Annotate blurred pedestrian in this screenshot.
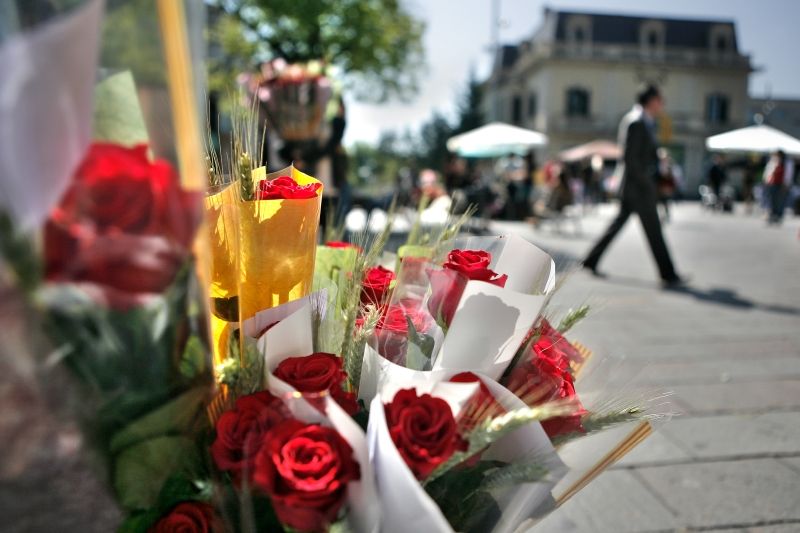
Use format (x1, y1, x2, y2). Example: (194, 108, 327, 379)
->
(657, 148, 677, 222)
(582, 85, 685, 287)
(764, 150, 787, 225)
(743, 156, 758, 214)
(326, 96, 351, 226)
(707, 154, 727, 209)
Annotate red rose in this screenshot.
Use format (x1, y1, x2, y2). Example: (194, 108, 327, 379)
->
(505, 336, 586, 439)
(426, 268, 468, 329)
(44, 143, 200, 308)
(374, 301, 432, 364)
(378, 300, 430, 335)
(256, 176, 321, 200)
(443, 249, 504, 282)
(211, 391, 286, 481)
(538, 319, 584, 367)
(149, 501, 218, 533)
(427, 250, 507, 328)
(253, 420, 361, 532)
(273, 353, 359, 415)
(539, 379, 585, 438)
(360, 266, 395, 307)
(384, 388, 466, 480)
(325, 241, 358, 250)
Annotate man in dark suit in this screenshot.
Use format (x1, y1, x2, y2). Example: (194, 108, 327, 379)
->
(583, 85, 684, 286)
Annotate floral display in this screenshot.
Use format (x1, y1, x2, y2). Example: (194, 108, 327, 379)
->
(0, 9, 666, 531)
(240, 58, 332, 142)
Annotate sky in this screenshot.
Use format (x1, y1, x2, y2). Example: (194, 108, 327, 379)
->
(344, 0, 800, 146)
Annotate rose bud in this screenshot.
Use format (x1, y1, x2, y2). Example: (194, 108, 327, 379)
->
(273, 353, 359, 415)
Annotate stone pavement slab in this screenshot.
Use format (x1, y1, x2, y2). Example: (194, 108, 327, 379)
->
(657, 412, 800, 459)
(494, 204, 800, 532)
(636, 458, 800, 528)
(667, 379, 800, 414)
(534, 470, 679, 532)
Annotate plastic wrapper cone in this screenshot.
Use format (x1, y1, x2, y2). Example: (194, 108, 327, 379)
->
(238, 165, 323, 321)
(205, 182, 240, 366)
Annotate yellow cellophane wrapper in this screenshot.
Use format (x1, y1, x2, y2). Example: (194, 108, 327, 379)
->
(238, 165, 323, 322)
(204, 183, 240, 366)
(206, 183, 240, 301)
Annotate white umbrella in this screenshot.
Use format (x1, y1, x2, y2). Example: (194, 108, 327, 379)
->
(559, 139, 622, 162)
(705, 124, 800, 156)
(447, 122, 548, 158)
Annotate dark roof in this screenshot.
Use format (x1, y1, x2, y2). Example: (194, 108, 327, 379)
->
(498, 44, 520, 69)
(553, 10, 738, 52)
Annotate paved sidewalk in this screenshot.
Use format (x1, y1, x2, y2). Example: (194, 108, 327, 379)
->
(491, 203, 800, 532)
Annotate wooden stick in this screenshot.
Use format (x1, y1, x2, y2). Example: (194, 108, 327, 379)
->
(555, 420, 653, 506)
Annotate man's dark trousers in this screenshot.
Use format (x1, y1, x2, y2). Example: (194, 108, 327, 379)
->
(583, 195, 677, 281)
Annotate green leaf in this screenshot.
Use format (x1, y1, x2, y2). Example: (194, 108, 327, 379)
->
(425, 404, 575, 485)
(329, 518, 355, 533)
(179, 335, 208, 380)
(315, 246, 358, 286)
(118, 510, 161, 533)
(551, 407, 644, 447)
(481, 461, 548, 490)
(0, 212, 41, 292)
(93, 70, 150, 146)
(109, 386, 209, 455)
(113, 436, 201, 510)
(426, 461, 504, 533)
(405, 315, 435, 371)
(557, 305, 591, 334)
(397, 244, 433, 261)
(156, 475, 213, 510)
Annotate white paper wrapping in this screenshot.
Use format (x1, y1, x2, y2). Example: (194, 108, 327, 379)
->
(445, 234, 556, 295)
(242, 290, 326, 339)
(0, 0, 103, 229)
(362, 370, 566, 533)
(360, 349, 565, 533)
(257, 301, 380, 532)
(367, 395, 455, 533)
(433, 281, 547, 380)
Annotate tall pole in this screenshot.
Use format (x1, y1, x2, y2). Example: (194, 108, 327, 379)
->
(490, 0, 500, 121)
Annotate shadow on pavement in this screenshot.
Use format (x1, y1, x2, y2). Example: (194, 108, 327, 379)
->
(598, 275, 800, 316)
(671, 286, 800, 316)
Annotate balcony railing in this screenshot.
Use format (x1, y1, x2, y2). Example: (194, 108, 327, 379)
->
(546, 113, 741, 136)
(525, 42, 752, 69)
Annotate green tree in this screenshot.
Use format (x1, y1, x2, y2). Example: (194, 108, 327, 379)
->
(208, 0, 426, 102)
(417, 112, 453, 171)
(454, 69, 484, 134)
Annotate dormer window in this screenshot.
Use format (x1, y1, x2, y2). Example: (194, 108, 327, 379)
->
(566, 15, 591, 49)
(640, 20, 665, 52)
(709, 24, 734, 55)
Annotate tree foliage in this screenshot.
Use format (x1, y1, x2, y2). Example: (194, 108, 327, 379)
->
(208, 0, 426, 102)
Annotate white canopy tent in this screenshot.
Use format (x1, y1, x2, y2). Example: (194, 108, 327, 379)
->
(705, 124, 800, 157)
(446, 122, 548, 158)
(559, 139, 622, 162)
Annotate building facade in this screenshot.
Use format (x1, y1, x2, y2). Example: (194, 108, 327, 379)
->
(484, 8, 753, 193)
